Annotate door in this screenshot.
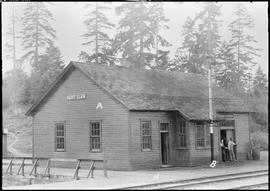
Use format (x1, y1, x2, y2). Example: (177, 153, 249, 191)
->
(220, 129, 237, 160)
(160, 122, 169, 166)
(161, 132, 169, 165)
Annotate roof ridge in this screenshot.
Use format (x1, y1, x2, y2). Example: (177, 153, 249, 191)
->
(71, 61, 207, 79)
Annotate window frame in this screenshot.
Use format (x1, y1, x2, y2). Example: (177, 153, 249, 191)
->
(178, 119, 188, 148)
(89, 120, 102, 152)
(55, 121, 66, 152)
(196, 122, 205, 148)
(140, 120, 152, 152)
(195, 122, 211, 149)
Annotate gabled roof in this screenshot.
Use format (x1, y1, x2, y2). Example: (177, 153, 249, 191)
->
(26, 61, 250, 120)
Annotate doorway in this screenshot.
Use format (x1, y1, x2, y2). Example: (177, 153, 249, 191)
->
(220, 129, 237, 159)
(160, 122, 169, 166)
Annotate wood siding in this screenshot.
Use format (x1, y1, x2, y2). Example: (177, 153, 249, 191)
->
(33, 68, 131, 170)
(129, 111, 190, 169)
(234, 113, 250, 160)
(2, 134, 7, 157)
(189, 122, 219, 166)
(189, 113, 250, 165)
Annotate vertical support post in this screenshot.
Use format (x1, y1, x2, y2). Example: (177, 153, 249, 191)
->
(30, 159, 39, 176)
(5, 158, 13, 174)
(44, 159, 51, 177)
(73, 160, 81, 180)
(247, 74, 252, 160)
(10, 159, 13, 175)
(87, 161, 95, 178)
(91, 164, 94, 178)
(22, 159, 25, 176)
(17, 158, 25, 176)
(207, 6, 214, 163)
(103, 147, 107, 178)
(104, 160, 107, 178)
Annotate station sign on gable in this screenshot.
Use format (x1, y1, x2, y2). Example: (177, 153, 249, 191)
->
(67, 93, 87, 101)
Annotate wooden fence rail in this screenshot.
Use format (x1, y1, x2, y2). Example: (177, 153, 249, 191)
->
(2, 157, 108, 179)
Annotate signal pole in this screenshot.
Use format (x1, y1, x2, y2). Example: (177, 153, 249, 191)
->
(207, 6, 214, 162)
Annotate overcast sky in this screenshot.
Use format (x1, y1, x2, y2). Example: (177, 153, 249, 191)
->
(2, 1, 268, 77)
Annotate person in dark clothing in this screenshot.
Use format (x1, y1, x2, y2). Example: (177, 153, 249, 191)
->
(224, 139, 230, 161)
(220, 139, 226, 162)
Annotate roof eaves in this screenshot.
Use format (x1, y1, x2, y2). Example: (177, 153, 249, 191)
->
(175, 107, 192, 120)
(25, 62, 74, 116)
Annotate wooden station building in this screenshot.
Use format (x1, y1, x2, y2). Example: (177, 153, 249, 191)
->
(26, 61, 251, 170)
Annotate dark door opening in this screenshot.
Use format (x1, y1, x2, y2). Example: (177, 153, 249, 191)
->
(161, 132, 169, 165)
(220, 129, 237, 160)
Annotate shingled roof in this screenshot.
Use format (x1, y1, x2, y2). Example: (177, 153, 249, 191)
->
(26, 61, 250, 120)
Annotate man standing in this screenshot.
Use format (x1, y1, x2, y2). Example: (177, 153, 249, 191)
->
(220, 139, 226, 162)
(228, 137, 237, 161)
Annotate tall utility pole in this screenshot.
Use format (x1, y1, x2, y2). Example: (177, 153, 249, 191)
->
(207, 6, 214, 163)
(247, 72, 252, 160)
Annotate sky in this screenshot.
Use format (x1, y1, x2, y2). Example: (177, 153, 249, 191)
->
(2, 1, 268, 78)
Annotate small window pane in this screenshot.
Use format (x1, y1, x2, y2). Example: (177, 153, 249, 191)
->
(55, 122, 65, 151)
(141, 121, 151, 150)
(90, 121, 101, 151)
(196, 124, 205, 147)
(179, 119, 187, 147)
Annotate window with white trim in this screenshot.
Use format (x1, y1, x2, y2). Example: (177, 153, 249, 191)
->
(90, 121, 101, 151)
(196, 122, 205, 147)
(179, 119, 187, 147)
(196, 122, 211, 148)
(55, 122, 65, 152)
(141, 120, 152, 151)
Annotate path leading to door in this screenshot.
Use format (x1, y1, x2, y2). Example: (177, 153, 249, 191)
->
(4, 151, 268, 189)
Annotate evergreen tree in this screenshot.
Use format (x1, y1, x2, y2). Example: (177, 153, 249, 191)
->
(20, 2, 56, 69)
(29, 42, 64, 103)
(79, 2, 115, 66)
(170, 16, 201, 73)
(252, 65, 268, 98)
(113, 2, 170, 69)
(173, 2, 222, 75)
(3, 68, 31, 106)
(214, 41, 247, 97)
(149, 3, 171, 69)
(228, 3, 262, 87)
(3, 4, 20, 69)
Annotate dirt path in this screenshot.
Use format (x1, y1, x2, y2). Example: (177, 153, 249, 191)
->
(7, 131, 31, 157)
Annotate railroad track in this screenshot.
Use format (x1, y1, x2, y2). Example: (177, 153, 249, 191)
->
(118, 169, 268, 190)
(232, 183, 268, 190)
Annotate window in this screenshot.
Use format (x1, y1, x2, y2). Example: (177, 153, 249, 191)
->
(179, 119, 187, 147)
(196, 122, 211, 148)
(196, 122, 205, 147)
(160, 122, 169, 132)
(219, 120, 235, 127)
(90, 121, 101, 151)
(141, 121, 152, 151)
(55, 122, 65, 152)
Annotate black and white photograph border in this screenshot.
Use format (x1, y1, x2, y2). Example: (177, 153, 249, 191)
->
(2, 1, 268, 190)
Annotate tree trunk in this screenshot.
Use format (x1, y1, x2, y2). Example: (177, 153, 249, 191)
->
(35, 4, 39, 70)
(12, 4, 16, 69)
(95, 2, 98, 64)
(237, 14, 240, 72)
